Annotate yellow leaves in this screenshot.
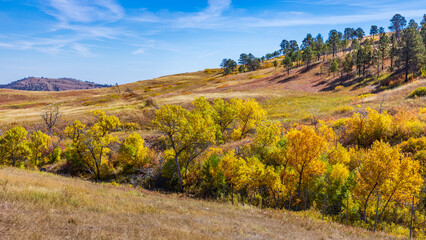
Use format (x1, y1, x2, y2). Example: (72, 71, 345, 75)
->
(354, 140, 423, 218)
(28, 131, 52, 167)
(328, 143, 350, 165)
(0, 126, 31, 167)
(344, 108, 393, 147)
(92, 110, 121, 136)
(212, 98, 237, 141)
(219, 150, 247, 190)
(117, 132, 149, 170)
(231, 98, 266, 140)
(329, 163, 350, 185)
(64, 112, 121, 179)
(253, 121, 283, 148)
(285, 126, 328, 192)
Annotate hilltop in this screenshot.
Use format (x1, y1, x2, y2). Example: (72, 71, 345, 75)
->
(0, 77, 111, 91)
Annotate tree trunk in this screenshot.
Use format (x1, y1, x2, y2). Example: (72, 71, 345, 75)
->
(363, 183, 378, 222)
(174, 155, 184, 192)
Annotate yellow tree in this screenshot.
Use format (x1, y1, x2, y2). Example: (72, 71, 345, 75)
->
(251, 121, 285, 166)
(64, 111, 121, 180)
(354, 141, 400, 222)
(28, 131, 52, 168)
(0, 126, 31, 167)
(219, 150, 247, 193)
(344, 108, 393, 147)
(212, 98, 237, 142)
(231, 98, 266, 140)
(153, 101, 216, 191)
(117, 132, 149, 172)
(379, 155, 422, 220)
(286, 126, 328, 200)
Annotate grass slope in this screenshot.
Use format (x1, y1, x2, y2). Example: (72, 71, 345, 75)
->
(0, 167, 396, 240)
(0, 61, 424, 134)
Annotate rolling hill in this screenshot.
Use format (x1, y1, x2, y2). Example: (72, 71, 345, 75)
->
(0, 167, 396, 240)
(0, 77, 112, 91)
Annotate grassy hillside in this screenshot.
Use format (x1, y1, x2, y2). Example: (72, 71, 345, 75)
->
(0, 167, 396, 240)
(0, 59, 424, 134)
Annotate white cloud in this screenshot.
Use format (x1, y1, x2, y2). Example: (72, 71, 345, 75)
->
(44, 0, 125, 23)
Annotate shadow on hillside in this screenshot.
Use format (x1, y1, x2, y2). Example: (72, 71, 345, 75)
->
(277, 75, 297, 84)
(297, 62, 321, 74)
(266, 73, 288, 82)
(318, 74, 372, 92)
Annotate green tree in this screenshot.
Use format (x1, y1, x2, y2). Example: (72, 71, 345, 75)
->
(407, 19, 418, 30)
(344, 28, 355, 40)
(397, 27, 426, 82)
(282, 54, 293, 75)
(342, 53, 354, 81)
(377, 33, 390, 71)
(389, 34, 398, 71)
(351, 38, 360, 52)
(329, 58, 340, 78)
(372, 49, 381, 78)
(354, 27, 365, 40)
(302, 46, 315, 69)
(370, 25, 378, 39)
(238, 65, 245, 73)
(314, 34, 325, 61)
(389, 14, 407, 39)
(327, 30, 341, 58)
(220, 58, 237, 75)
(280, 39, 289, 55)
(422, 15, 426, 49)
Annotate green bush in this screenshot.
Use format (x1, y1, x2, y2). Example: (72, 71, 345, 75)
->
(408, 87, 426, 98)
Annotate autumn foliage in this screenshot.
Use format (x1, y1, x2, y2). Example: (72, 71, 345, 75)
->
(0, 97, 424, 234)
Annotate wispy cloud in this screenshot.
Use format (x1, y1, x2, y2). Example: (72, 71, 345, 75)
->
(243, 9, 426, 28)
(43, 0, 125, 23)
(0, 0, 128, 55)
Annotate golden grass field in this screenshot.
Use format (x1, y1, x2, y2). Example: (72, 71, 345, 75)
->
(0, 167, 398, 240)
(0, 59, 424, 134)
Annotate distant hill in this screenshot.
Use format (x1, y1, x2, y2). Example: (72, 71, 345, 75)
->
(0, 77, 112, 91)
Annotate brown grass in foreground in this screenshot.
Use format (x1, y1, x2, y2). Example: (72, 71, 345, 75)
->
(0, 167, 397, 240)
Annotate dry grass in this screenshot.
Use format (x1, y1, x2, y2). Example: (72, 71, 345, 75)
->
(0, 167, 398, 240)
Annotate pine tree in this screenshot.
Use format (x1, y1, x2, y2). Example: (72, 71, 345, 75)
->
(378, 33, 390, 71)
(389, 14, 407, 39)
(397, 27, 425, 82)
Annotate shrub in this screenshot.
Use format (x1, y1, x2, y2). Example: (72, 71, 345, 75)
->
(421, 67, 426, 77)
(333, 105, 354, 114)
(334, 85, 344, 91)
(408, 87, 426, 98)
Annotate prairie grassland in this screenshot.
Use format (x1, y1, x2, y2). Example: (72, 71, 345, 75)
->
(0, 63, 424, 132)
(0, 167, 396, 240)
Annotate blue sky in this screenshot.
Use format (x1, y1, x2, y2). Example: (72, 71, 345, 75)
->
(0, 0, 425, 85)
